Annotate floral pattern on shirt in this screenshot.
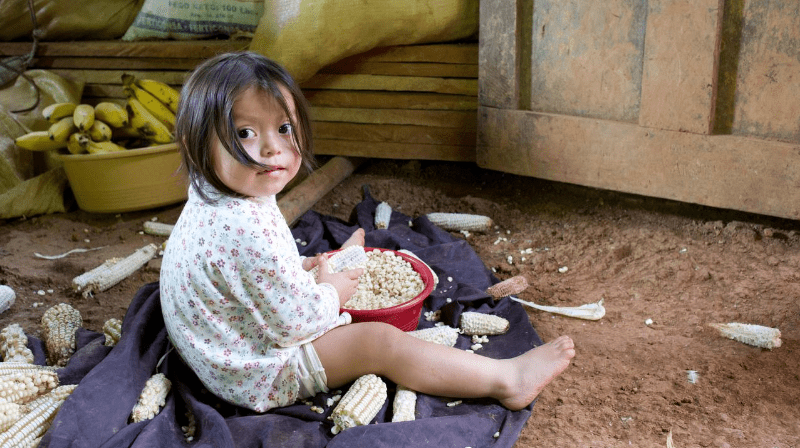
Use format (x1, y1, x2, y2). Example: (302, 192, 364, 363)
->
(160, 184, 340, 412)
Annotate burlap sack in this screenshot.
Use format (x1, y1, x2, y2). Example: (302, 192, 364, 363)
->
(0, 70, 83, 217)
(122, 0, 264, 41)
(249, 0, 478, 83)
(0, 0, 143, 41)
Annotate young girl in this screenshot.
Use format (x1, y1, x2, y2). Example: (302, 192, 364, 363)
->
(160, 51, 575, 414)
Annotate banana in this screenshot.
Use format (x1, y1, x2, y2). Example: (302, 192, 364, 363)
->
(73, 104, 95, 132)
(67, 132, 90, 154)
(136, 78, 180, 114)
(47, 117, 76, 143)
(15, 131, 68, 151)
(87, 120, 113, 142)
(122, 74, 175, 129)
(126, 98, 173, 144)
(42, 102, 77, 123)
(85, 140, 127, 154)
(94, 102, 129, 128)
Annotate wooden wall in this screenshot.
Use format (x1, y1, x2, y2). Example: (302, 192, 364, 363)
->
(0, 40, 479, 162)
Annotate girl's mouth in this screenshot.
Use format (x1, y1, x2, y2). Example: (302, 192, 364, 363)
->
(258, 166, 282, 175)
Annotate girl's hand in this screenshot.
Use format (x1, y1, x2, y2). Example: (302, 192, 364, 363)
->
(316, 255, 363, 306)
(302, 256, 318, 271)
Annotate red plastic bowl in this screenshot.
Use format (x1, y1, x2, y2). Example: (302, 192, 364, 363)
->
(334, 247, 435, 331)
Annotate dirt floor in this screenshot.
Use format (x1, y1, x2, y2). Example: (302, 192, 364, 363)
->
(1, 158, 798, 447)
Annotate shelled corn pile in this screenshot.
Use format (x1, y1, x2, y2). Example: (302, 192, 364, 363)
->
(0, 40, 478, 161)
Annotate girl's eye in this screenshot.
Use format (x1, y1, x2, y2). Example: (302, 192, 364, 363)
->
(237, 129, 254, 139)
(278, 123, 292, 135)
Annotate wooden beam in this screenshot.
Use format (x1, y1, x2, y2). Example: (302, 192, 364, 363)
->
(639, 0, 724, 134)
(303, 90, 477, 111)
(479, 0, 519, 109)
(300, 74, 477, 96)
(477, 106, 800, 220)
(278, 156, 364, 226)
(311, 107, 476, 128)
(314, 140, 475, 162)
(313, 122, 475, 146)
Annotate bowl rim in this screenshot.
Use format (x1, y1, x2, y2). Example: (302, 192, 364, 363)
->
(53, 142, 178, 162)
(336, 247, 435, 315)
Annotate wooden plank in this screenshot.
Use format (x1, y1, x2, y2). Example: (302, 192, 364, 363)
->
(639, 0, 724, 134)
(313, 122, 476, 146)
(529, 0, 648, 122)
(731, 1, 800, 143)
(278, 156, 365, 226)
(477, 106, 800, 220)
(49, 69, 189, 86)
(338, 43, 479, 64)
(319, 61, 477, 78)
(311, 107, 475, 128)
(479, 0, 518, 109)
(0, 40, 248, 58)
(31, 57, 206, 71)
(303, 90, 477, 111)
(300, 74, 477, 96)
(314, 139, 475, 162)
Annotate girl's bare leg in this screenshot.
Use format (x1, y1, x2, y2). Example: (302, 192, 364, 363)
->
(312, 322, 574, 410)
(341, 228, 365, 248)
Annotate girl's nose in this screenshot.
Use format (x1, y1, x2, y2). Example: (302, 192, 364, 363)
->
(260, 133, 283, 157)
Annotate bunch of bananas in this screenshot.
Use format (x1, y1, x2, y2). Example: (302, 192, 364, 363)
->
(13, 75, 180, 155)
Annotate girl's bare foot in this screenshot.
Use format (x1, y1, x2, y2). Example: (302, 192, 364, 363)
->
(500, 335, 575, 410)
(341, 228, 365, 248)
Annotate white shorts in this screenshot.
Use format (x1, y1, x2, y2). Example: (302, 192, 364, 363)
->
(296, 342, 329, 399)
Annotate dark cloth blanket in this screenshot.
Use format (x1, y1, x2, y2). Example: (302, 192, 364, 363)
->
(38, 188, 544, 448)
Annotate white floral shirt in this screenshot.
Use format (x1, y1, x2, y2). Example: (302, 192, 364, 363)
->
(160, 184, 341, 412)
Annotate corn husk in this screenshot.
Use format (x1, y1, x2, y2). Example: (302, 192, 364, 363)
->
(510, 297, 606, 320)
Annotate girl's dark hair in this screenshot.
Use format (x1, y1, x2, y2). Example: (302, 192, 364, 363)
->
(175, 51, 315, 201)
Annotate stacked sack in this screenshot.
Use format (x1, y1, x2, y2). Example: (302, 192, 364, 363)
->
(14, 75, 179, 155)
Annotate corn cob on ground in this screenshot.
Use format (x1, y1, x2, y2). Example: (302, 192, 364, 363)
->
(0, 384, 75, 448)
(391, 386, 416, 422)
(41, 303, 83, 367)
(331, 374, 387, 434)
(425, 213, 494, 233)
(374, 202, 392, 229)
(72, 243, 158, 298)
(459, 311, 510, 336)
(130, 373, 172, 423)
(407, 325, 460, 347)
(486, 275, 529, 299)
(103, 318, 123, 347)
(708, 323, 782, 349)
(0, 324, 34, 364)
(0, 286, 14, 315)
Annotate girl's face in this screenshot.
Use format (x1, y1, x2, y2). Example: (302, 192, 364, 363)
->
(211, 86, 302, 198)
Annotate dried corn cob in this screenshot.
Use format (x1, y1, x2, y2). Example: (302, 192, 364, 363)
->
(130, 373, 172, 423)
(72, 243, 158, 298)
(391, 386, 416, 422)
(708, 323, 782, 349)
(0, 363, 58, 376)
(407, 325, 460, 347)
(0, 324, 34, 364)
(425, 213, 493, 233)
(102, 318, 123, 347)
(41, 303, 82, 367)
(374, 202, 392, 230)
(0, 401, 21, 432)
(510, 297, 606, 320)
(330, 374, 387, 434)
(486, 276, 529, 300)
(311, 245, 368, 278)
(0, 286, 14, 315)
(0, 393, 63, 448)
(0, 369, 58, 405)
(459, 311, 510, 336)
(143, 221, 174, 237)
